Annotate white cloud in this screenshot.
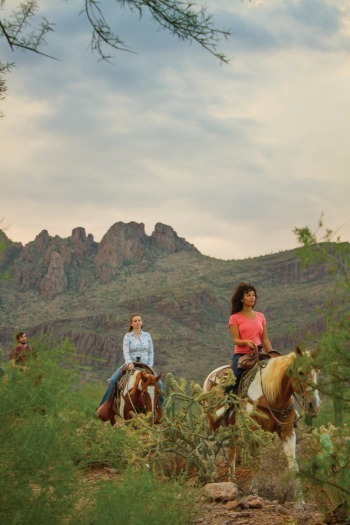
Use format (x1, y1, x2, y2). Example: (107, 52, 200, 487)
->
(1, 0, 349, 259)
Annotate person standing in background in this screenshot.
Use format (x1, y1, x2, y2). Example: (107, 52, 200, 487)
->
(9, 332, 36, 370)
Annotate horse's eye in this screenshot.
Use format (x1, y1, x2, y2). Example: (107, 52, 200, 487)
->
(298, 370, 305, 376)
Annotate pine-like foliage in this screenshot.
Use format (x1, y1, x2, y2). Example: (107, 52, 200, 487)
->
(0, 338, 83, 524)
(294, 217, 350, 517)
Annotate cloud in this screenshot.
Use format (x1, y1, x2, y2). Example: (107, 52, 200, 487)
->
(1, 0, 349, 259)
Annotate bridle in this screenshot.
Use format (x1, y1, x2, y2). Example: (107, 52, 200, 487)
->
(251, 357, 307, 430)
(123, 370, 159, 420)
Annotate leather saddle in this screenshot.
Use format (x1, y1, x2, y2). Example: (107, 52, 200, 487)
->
(118, 362, 156, 392)
(237, 345, 281, 371)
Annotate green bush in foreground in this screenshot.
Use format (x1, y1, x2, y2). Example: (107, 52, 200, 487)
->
(0, 338, 82, 524)
(0, 337, 195, 525)
(294, 218, 350, 515)
(84, 470, 195, 525)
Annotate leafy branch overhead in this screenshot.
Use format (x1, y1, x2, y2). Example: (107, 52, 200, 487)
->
(0, 0, 229, 61)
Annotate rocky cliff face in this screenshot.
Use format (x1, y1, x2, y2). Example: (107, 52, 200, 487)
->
(3, 221, 198, 296)
(95, 221, 199, 282)
(95, 222, 150, 282)
(9, 228, 97, 297)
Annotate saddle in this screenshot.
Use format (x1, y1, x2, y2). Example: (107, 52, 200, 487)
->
(237, 345, 281, 371)
(118, 362, 156, 391)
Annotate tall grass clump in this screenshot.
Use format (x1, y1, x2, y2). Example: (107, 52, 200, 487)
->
(0, 337, 83, 524)
(83, 470, 195, 525)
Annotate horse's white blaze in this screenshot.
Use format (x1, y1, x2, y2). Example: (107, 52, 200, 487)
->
(305, 370, 321, 416)
(118, 372, 138, 418)
(147, 385, 156, 413)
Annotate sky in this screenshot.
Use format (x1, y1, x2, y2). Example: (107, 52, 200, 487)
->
(1, 0, 349, 260)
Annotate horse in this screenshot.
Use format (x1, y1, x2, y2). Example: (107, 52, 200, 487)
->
(203, 346, 321, 476)
(117, 368, 162, 422)
(98, 366, 162, 426)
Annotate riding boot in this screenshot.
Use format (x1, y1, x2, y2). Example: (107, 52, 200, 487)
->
(222, 384, 238, 422)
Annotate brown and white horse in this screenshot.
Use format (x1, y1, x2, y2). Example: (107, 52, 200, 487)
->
(203, 347, 321, 474)
(116, 368, 162, 424)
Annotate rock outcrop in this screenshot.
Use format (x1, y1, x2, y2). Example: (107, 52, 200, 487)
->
(39, 251, 68, 296)
(95, 221, 199, 282)
(95, 222, 149, 282)
(4, 221, 200, 293)
(150, 222, 199, 253)
(10, 227, 97, 297)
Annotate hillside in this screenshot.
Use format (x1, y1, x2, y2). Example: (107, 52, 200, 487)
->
(0, 221, 338, 383)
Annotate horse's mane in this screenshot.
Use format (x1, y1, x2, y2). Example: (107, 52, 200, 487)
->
(261, 352, 297, 402)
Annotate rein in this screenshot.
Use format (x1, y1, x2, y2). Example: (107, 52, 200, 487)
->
(124, 371, 142, 419)
(123, 370, 158, 420)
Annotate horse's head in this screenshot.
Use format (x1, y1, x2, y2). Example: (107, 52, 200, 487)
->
(138, 371, 162, 419)
(292, 346, 321, 417)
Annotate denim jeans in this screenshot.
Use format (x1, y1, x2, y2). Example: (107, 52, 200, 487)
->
(99, 367, 122, 407)
(231, 353, 246, 391)
(99, 367, 164, 407)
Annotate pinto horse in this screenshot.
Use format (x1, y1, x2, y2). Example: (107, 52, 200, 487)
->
(98, 366, 162, 426)
(117, 368, 162, 423)
(203, 346, 321, 474)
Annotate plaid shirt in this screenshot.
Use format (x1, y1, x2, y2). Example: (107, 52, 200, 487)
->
(9, 344, 35, 364)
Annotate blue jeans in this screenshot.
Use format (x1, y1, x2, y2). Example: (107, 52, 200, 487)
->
(230, 353, 245, 392)
(99, 367, 123, 406)
(99, 367, 164, 407)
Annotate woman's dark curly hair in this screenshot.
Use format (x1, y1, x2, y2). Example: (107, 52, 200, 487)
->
(230, 282, 258, 314)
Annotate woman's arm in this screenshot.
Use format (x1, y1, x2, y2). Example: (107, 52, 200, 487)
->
(122, 333, 132, 364)
(262, 324, 273, 352)
(229, 324, 255, 349)
(148, 334, 154, 367)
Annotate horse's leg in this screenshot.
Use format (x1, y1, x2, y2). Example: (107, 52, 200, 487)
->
(281, 429, 298, 472)
(155, 406, 162, 424)
(281, 428, 305, 504)
(227, 446, 237, 480)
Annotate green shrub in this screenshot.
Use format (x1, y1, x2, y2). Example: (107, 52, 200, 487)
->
(83, 470, 195, 525)
(0, 338, 82, 524)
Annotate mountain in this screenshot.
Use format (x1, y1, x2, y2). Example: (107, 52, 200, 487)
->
(0, 221, 337, 383)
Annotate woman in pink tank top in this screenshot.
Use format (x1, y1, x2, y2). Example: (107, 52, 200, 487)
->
(226, 282, 273, 394)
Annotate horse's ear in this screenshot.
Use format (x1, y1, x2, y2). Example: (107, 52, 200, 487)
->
(309, 347, 319, 359)
(295, 345, 304, 356)
(131, 371, 142, 394)
(155, 372, 162, 382)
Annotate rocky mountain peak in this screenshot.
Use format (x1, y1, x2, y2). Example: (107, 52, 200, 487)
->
(95, 222, 149, 282)
(151, 223, 199, 253)
(33, 229, 51, 250)
(71, 227, 87, 243)
(2, 221, 200, 294)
